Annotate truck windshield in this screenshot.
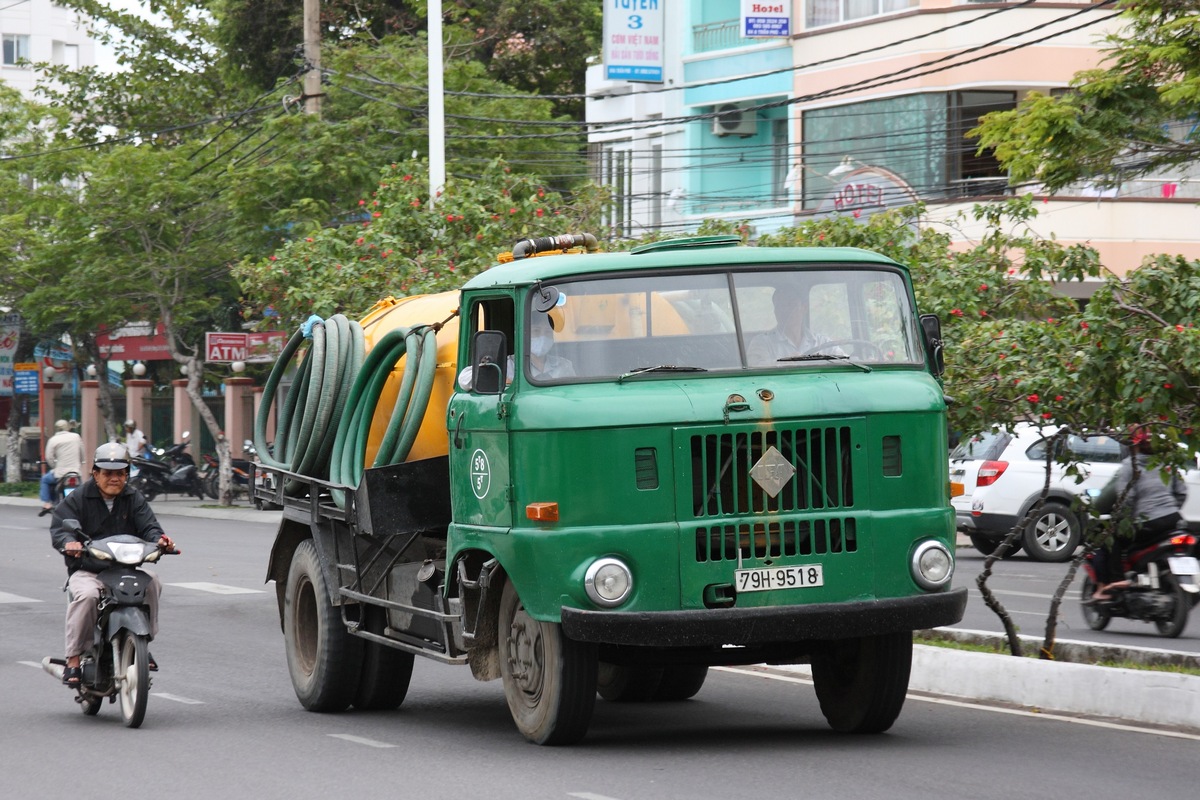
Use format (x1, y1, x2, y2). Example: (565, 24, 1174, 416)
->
(525, 267, 924, 382)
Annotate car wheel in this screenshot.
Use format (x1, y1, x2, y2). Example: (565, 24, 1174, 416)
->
(1022, 503, 1080, 562)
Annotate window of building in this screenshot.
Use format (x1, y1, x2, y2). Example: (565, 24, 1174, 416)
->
(3, 34, 30, 66)
(807, 0, 918, 29)
(801, 90, 1016, 208)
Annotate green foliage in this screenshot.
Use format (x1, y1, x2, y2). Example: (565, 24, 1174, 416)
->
(973, 1, 1200, 189)
(233, 158, 609, 324)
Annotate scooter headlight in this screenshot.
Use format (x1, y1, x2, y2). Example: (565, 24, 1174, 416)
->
(911, 540, 953, 590)
(108, 542, 146, 565)
(584, 558, 633, 608)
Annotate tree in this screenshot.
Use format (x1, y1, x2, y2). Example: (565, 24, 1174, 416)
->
(233, 157, 609, 325)
(973, 1, 1200, 191)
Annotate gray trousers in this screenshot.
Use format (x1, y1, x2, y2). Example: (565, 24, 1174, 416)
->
(65, 570, 161, 659)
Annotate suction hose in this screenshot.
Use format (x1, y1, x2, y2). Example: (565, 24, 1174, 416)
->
(254, 314, 441, 505)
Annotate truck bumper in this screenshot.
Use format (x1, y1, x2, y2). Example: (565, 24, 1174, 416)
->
(560, 588, 967, 648)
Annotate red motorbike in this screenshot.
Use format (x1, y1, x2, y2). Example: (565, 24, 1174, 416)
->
(1081, 530, 1200, 638)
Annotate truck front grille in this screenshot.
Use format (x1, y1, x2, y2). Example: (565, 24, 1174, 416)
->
(689, 426, 855, 518)
(695, 517, 858, 563)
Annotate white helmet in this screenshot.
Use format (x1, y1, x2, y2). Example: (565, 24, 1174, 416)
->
(94, 442, 130, 470)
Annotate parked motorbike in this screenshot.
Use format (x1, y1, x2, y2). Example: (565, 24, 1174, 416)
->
(1082, 529, 1200, 638)
(42, 520, 178, 728)
(129, 432, 205, 501)
(199, 446, 254, 500)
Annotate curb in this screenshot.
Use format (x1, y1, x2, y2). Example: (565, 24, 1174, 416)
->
(0, 494, 280, 524)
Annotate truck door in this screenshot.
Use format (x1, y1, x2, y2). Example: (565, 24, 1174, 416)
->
(447, 296, 514, 529)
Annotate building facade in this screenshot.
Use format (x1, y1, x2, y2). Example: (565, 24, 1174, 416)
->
(586, 0, 1200, 283)
(0, 0, 95, 98)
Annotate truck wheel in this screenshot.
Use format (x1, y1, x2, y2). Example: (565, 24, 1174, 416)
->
(353, 607, 414, 710)
(596, 663, 663, 702)
(284, 539, 363, 712)
(499, 578, 597, 745)
(653, 665, 708, 701)
(1023, 503, 1080, 562)
(811, 631, 912, 734)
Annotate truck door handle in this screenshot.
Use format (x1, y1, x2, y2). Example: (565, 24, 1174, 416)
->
(453, 413, 465, 449)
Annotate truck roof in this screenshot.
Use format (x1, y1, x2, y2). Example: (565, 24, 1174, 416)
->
(461, 238, 908, 291)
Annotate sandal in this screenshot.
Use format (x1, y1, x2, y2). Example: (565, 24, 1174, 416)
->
(62, 665, 81, 688)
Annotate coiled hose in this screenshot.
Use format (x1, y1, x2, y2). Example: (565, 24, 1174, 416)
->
(254, 314, 440, 504)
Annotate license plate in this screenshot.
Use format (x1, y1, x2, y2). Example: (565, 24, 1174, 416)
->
(735, 564, 824, 593)
(1168, 556, 1200, 576)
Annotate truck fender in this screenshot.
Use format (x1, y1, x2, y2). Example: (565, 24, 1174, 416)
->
(266, 518, 317, 630)
(451, 551, 507, 651)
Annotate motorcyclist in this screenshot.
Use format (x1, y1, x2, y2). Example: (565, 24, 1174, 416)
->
(123, 419, 148, 459)
(39, 419, 85, 516)
(1089, 425, 1186, 601)
(48, 443, 175, 687)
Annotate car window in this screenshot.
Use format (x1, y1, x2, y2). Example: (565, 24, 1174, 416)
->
(950, 430, 1012, 461)
(1026, 433, 1124, 463)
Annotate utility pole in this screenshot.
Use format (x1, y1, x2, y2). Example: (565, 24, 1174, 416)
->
(428, 0, 445, 201)
(303, 0, 321, 116)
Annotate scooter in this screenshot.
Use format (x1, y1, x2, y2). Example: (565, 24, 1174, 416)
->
(42, 520, 178, 728)
(1081, 529, 1200, 638)
(199, 445, 255, 500)
(42, 463, 82, 503)
(129, 433, 205, 501)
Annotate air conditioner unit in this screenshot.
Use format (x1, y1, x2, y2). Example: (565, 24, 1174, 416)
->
(712, 103, 757, 138)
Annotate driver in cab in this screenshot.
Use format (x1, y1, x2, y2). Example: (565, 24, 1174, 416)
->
(747, 284, 835, 366)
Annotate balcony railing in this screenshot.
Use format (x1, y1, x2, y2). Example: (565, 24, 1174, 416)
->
(693, 19, 741, 53)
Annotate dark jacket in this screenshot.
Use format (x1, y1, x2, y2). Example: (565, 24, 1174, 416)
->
(49, 477, 165, 574)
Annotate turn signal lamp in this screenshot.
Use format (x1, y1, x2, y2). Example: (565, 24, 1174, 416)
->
(526, 502, 559, 522)
(949, 482, 964, 498)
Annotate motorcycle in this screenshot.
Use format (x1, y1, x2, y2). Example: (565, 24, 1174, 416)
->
(42, 462, 82, 503)
(42, 520, 178, 728)
(129, 432, 205, 501)
(1081, 528, 1200, 638)
(199, 445, 254, 501)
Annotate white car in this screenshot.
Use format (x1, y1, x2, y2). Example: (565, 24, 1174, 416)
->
(950, 424, 1199, 562)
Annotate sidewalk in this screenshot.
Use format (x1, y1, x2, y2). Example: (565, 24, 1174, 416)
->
(5, 493, 1198, 733)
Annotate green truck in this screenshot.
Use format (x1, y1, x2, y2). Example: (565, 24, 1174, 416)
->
(255, 233, 966, 745)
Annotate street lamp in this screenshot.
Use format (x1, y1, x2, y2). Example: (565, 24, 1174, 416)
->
(86, 364, 98, 378)
(43, 366, 57, 382)
(231, 361, 246, 373)
(132, 362, 147, 377)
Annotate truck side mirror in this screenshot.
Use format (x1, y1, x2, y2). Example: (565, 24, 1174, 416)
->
(919, 314, 945, 377)
(471, 330, 508, 395)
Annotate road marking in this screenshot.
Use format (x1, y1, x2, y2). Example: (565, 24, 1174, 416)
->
(328, 734, 396, 749)
(153, 692, 205, 705)
(717, 666, 1200, 742)
(167, 582, 264, 595)
(0, 591, 42, 604)
(569, 794, 625, 800)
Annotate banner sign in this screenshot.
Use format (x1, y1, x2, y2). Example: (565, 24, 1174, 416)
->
(742, 1, 792, 38)
(96, 322, 172, 361)
(0, 313, 19, 396)
(205, 331, 286, 363)
(603, 0, 664, 83)
(13, 363, 38, 395)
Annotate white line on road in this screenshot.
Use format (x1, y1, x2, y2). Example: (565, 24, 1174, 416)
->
(569, 794, 626, 800)
(166, 582, 265, 595)
(153, 692, 205, 705)
(0, 591, 42, 604)
(328, 734, 396, 749)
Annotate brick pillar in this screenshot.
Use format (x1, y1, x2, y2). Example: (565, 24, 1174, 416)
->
(223, 377, 255, 458)
(123, 379, 154, 444)
(172, 379, 193, 446)
(41, 378, 64, 464)
(79, 380, 102, 454)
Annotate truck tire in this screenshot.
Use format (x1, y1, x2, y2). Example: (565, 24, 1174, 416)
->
(596, 663, 663, 702)
(353, 607, 414, 710)
(653, 665, 709, 701)
(284, 539, 363, 712)
(499, 577, 597, 745)
(811, 631, 912, 734)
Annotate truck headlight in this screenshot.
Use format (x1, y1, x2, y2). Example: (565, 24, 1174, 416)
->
(911, 540, 953, 590)
(584, 558, 632, 607)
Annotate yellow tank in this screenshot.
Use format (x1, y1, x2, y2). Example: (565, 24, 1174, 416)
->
(357, 291, 461, 465)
